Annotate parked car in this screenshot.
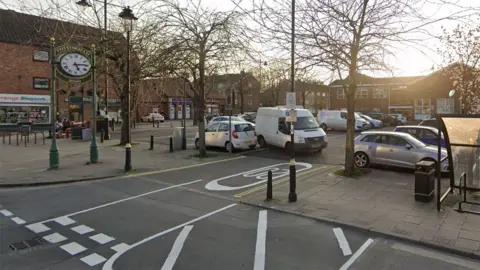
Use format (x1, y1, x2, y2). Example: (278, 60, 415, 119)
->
(208, 116, 255, 128)
(394, 125, 446, 148)
(317, 110, 369, 131)
(418, 118, 437, 129)
(141, 113, 164, 122)
(390, 114, 407, 124)
(195, 120, 257, 152)
(239, 112, 256, 123)
(354, 131, 456, 172)
(358, 113, 383, 128)
(256, 107, 327, 152)
(364, 112, 391, 126)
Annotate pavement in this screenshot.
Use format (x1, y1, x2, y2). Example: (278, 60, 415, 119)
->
(1, 124, 480, 269)
(1, 159, 479, 270)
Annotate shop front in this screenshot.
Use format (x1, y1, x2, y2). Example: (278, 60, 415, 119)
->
(168, 97, 192, 120)
(0, 94, 51, 128)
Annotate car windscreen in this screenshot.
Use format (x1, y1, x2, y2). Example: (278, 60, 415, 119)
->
(235, 123, 254, 132)
(407, 135, 427, 148)
(288, 116, 319, 130)
(361, 115, 373, 121)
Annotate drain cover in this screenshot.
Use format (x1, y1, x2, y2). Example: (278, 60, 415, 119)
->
(10, 237, 45, 251)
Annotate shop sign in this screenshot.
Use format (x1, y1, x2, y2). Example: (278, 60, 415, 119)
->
(168, 97, 192, 104)
(0, 94, 50, 104)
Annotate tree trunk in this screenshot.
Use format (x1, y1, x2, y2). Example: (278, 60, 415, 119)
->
(344, 87, 356, 175)
(195, 92, 206, 157)
(120, 107, 128, 145)
(302, 91, 306, 107)
(192, 97, 198, 126)
(198, 44, 207, 157)
(240, 88, 244, 114)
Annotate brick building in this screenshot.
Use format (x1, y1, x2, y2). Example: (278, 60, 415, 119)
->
(0, 9, 122, 128)
(261, 80, 328, 113)
(327, 71, 460, 121)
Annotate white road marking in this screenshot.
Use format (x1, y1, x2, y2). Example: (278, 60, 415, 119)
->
(54, 216, 76, 226)
(333, 228, 352, 256)
(339, 238, 374, 270)
(160, 225, 194, 270)
(60, 242, 87, 255)
(102, 203, 237, 270)
(25, 223, 50, 233)
(11, 217, 26, 224)
(38, 180, 202, 224)
(71, 224, 95, 235)
(205, 163, 312, 191)
(392, 243, 480, 269)
(254, 210, 268, 270)
(11, 167, 27, 171)
(81, 253, 107, 266)
(43, 233, 67, 244)
(0, 209, 13, 217)
(33, 168, 47, 172)
(89, 233, 115, 244)
(111, 243, 130, 253)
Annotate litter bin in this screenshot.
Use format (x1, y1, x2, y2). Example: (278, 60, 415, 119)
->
(414, 160, 435, 202)
(71, 126, 83, 140)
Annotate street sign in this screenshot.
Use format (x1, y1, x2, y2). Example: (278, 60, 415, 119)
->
(286, 109, 297, 122)
(286, 92, 296, 109)
(226, 94, 232, 111)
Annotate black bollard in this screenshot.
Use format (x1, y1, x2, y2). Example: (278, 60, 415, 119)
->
(34, 133, 37, 144)
(9, 133, 11, 145)
(100, 129, 104, 143)
(124, 143, 132, 172)
(152, 118, 155, 127)
(266, 170, 273, 201)
(149, 135, 154, 150)
(16, 133, 19, 146)
(169, 137, 173, 153)
(24, 135, 27, 147)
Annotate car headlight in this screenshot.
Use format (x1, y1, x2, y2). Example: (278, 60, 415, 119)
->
(297, 137, 305, 143)
(324, 135, 328, 142)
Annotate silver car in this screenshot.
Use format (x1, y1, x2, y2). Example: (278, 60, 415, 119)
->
(354, 131, 456, 172)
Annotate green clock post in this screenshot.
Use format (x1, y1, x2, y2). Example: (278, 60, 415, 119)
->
(49, 37, 59, 169)
(90, 44, 98, 163)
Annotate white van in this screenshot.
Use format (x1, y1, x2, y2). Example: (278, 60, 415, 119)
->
(317, 110, 369, 131)
(255, 107, 327, 152)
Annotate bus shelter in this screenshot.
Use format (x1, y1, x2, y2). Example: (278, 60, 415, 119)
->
(437, 114, 480, 215)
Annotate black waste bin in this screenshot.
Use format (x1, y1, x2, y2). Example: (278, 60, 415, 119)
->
(71, 126, 83, 140)
(414, 160, 435, 202)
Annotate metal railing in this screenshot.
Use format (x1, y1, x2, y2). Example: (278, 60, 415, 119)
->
(456, 172, 480, 215)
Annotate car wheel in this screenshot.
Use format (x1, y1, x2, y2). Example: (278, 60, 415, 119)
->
(258, 136, 267, 148)
(195, 138, 200, 149)
(225, 141, 234, 152)
(354, 152, 369, 168)
(249, 145, 256, 150)
(320, 123, 327, 131)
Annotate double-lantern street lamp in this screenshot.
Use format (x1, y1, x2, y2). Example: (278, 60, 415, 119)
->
(76, 0, 137, 171)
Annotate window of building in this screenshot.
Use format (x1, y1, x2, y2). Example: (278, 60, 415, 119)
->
(248, 100, 252, 105)
(414, 98, 432, 120)
(248, 82, 252, 88)
(372, 89, 387, 99)
(248, 91, 252, 96)
(33, 78, 49, 90)
(437, 98, 454, 114)
(0, 105, 50, 124)
(355, 88, 368, 99)
(337, 89, 345, 99)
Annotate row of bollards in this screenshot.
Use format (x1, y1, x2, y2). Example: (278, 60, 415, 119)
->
(147, 135, 174, 153)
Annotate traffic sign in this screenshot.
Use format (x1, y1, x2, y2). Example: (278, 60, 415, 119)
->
(286, 109, 297, 122)
(286, 92, 296, 109)
(226, 93, 232, 111)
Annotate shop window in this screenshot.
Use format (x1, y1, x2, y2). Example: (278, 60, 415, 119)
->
(0, 105, 50, 124)
(414, 98, 431, 120)
(33, 78, 49, 90)
(355, 88, 368, 99)
(437, 98, 454, 114)
(337, 89, 345, 99)
(373, 89, 387, 99)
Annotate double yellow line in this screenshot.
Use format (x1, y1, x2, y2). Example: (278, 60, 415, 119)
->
(233, 165, 327, 198)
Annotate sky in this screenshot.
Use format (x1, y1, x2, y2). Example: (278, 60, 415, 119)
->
(1, 0, 480, 81)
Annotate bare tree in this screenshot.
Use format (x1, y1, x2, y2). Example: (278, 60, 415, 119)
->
(438, 23, 480, 114)
(235, 0, 475, 175)
(153, 0, 251, 157)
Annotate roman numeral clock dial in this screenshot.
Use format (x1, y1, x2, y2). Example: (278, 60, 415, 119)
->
(59, 52, 91, 77)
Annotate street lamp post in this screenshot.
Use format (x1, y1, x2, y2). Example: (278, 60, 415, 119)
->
(90, 44, 99, 163)
(119, 6, 138, 172)
(289, 0, 297, 203)
(182, 79, 187, 150)
(49, 37, 59, 169)
(76, 0, 113, 140)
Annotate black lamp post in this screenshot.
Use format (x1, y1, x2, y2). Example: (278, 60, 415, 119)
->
(289, 0, 297, 203)
(119, 6, 137, 172)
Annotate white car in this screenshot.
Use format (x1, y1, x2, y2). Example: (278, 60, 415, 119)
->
(208, 116, 255, 128)
(141, 113, 164, 122)
(390, 114, 407, 124)
(195, 120, 257, 152)
(318, 110, 369, 131)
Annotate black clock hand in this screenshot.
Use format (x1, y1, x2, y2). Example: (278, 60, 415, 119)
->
(73, 62, 80, 70)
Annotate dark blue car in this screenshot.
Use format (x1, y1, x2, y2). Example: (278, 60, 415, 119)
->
(394, 125, 446, 148)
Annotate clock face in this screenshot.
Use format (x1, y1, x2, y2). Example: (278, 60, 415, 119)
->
(59, 53, 91, 77)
